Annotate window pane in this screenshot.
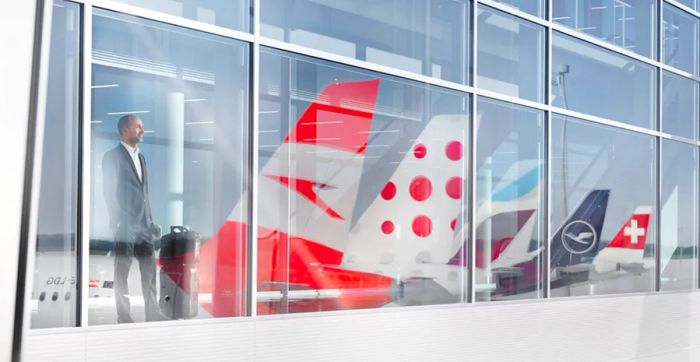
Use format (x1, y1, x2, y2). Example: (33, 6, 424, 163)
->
(31, 0, 80, 329)
(551, 115, 656, 297)
(675, 0, 696, 11)
(490, 0, 544, 17)
(552, 32, 656, 129)
(663, 3, 699, 75)
(475, 98, 544, 301)
(477, 5, 544, 102)
(661, 140, 699, 291)
(90, 10, 250, 324)
(111, 0, 250, 32)
(258, 48, 470, 314)
(552, 0, 656, 58)
(261, 0, 470, 84)
(663, 71, 699, 139)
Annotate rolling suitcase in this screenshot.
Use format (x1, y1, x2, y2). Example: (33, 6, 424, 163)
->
(159, 226, 200, 319)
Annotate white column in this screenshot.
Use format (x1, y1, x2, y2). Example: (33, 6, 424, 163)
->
(166, 92, 185, 228)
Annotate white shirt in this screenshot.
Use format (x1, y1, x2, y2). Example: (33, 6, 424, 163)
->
(121, 141, 142, 182)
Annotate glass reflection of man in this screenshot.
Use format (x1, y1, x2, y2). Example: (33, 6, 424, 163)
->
(102, 114, 163, 323)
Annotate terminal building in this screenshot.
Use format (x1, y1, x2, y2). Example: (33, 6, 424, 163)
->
(2, 0, 700, 360)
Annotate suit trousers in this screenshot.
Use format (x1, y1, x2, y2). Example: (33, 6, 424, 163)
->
(114, 241, 160, 323)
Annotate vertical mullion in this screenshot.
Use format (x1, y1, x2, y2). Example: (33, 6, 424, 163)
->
(468, 0, 478, 303)
(656, 0, 664, 293)
(544, 0, 553, 300)
(79, 1, 92, 327)
(249, 0, 260, 317)
(15, 0, 52, 354)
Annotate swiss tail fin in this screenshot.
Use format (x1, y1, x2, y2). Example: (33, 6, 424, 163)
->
(604, 206, 651, 249)
(551, 190, 610, 268)
(593, 206, 651, 274)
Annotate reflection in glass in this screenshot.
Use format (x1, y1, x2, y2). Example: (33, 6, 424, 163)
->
(663, 3, 699, 75)
(552, 32, 656, 129)
(551, 115, 655, 297)
(258, 48, 470, 314)
(552, 0, 656, 58)
(660, 141, 698, 291)
(477, 5, 544, 102)
(663, 71, 699, 139)
(474, 97, 544, 301)
(491, 0, 544, 17)
(31, 0, 80, 329)
(111, 0, 250, 32)
(261, 0, 470, 84)
(90, 10, 250, 324)
(676, 0, 697, 11)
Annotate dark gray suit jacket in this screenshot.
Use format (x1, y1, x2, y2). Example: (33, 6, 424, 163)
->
(102, 144, 154, 244)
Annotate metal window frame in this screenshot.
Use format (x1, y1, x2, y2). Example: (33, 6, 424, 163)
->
(18, 0, 700, 337)
(15, 0, 53, 358)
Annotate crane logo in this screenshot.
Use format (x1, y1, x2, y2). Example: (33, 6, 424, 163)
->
(561, 220, 598, 255)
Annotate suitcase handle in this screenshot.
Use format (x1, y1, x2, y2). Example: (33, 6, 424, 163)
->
(170, 225, 188, 234)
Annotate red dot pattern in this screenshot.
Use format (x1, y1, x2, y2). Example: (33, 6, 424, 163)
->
(381, 181, 397, 200)
(409, 176, 432, 201)
(412, 215, 432, 237)
(445, 176, 463, 199)
(445, 141, 463, 161)
(381, 220, 395, 235)
(450, 218, 457, 231)
(413, 143, 427, 159)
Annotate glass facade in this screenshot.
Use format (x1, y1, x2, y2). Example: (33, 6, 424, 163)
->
(89, 9, 250, 323)
(550, 116, 656, 296)
(551, 31, 656, 129)
(29, 0, 700, 329)
(31, 0, 80, 329)
(663, 2, 699, 75)
(477, 5, 544, 102)
(552, 0, 656, 58)
(261, 0, 471, 84)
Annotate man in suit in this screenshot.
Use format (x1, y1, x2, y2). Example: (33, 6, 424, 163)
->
(103, 114, 162, 323)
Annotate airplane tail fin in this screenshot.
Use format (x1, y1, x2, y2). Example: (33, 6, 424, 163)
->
(194, 79, 382, 317)
(551, 190, 610, 268)
(593, 206, 651, 274)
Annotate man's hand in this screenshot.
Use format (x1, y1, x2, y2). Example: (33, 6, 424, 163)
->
(150, 223, 162, 239)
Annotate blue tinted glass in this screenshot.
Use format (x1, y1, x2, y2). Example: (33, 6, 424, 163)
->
(664, 3, 699, 75)
(475, 97, 544, 301)
(112, 0, 250, 31)
(477, 5, 544, 102)
(551, 115, 656, 296)
(660, 140, 699, 291)
(674, 0, 696, 11)
(663, 71, 699, 139)
(491, 0, 544, 17)
(552, 0, 656, 58)
(261, 0, 470, 84)
(552, 32, 656, 128)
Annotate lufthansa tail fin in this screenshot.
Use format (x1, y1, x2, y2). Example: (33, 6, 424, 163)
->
(551, 190, 610, 268)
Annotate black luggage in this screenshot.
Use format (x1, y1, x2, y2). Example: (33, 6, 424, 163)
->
(159, 226, 200, 319)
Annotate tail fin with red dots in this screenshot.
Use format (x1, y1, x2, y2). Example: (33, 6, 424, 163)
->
(341, 114, 469, 277)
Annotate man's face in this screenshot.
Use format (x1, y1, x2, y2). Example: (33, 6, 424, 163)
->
(123, 117, 144, 145)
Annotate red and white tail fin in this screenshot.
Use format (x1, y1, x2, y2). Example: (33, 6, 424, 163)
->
(196, 79, 382, 316)
(593, 206, 651, 274)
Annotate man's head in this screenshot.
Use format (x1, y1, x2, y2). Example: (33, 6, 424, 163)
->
(117, 115, 144, 146)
